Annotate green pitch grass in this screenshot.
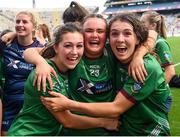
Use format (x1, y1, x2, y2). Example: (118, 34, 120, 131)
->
(167, 36, 180, 136)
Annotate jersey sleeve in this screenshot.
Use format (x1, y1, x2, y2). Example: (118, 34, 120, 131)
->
(39, 74, 58, 97)
(25, 67, 65, 98)
(155, 39, 173, 68)
(121, 55, 165, 103)
(39, 61, 68, 97)
(0, 39, 7, 54)
(39, 73, 68, 97)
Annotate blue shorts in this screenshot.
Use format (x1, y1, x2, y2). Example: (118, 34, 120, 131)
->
(166, 96, 172, 113)
(2, 94, 24, 131)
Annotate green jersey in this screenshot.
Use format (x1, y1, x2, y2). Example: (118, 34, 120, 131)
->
(155, 36, 173, 68)
(62, 45, 117, 136)
(8, 60, 68, 136)
(116, 54, 171, 136)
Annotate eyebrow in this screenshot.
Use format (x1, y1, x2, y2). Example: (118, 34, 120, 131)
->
(111, 28, 133, 31)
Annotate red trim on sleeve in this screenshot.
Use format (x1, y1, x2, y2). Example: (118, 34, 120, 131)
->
(162, 62, 174, 68)
(121, 89, 137, 104)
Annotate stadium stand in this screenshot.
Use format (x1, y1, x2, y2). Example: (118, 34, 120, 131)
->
(0, 6, 97, 34)
(0, 1, 178, 36)
(103, 0, 180, 36)
(0, 9, 14, 31)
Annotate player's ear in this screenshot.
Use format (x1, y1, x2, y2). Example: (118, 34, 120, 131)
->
(151, 23, 157, 31)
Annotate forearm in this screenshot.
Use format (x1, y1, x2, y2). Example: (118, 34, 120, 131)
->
(66, 92, 134, 118)
(134, 46, 149, 59)
(44, 92, 133, 119)
(23, 47, 45, 65)
(145, 30, 157, 50)
(135, 30, 157, 58)
(52, 110, 109, 129)
(67, 100, 121, 118)
(1, 32, 16, 43)
(165, 65, 175, 83)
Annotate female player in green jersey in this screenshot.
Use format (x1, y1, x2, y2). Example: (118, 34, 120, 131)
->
(41, 13, 171, 136)
(23, 14, 156, 135)
(141, 11, 180, 88)
(24, 14, 119, 136)
(7, 23, 119, 136)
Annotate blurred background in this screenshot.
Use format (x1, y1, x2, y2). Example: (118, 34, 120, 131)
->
(0, 0, 180, 135)
(0, 0, 179, 37)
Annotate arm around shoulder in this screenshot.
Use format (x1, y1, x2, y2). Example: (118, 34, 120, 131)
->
(66, 91, 134, 118)
(49, 109, 119, 130)
(23, 47, 45, 65)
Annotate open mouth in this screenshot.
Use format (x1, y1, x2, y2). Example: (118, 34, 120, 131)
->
(68, 57, 78, 61)
(16, 28, 25, 33)
(89, 40, 100, 45)
(67, 57, 79, 64)
(116, 47, 127, 53)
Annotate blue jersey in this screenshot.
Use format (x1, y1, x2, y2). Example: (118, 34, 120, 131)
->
(2, 38, 43, 95)
(0, 38, 44, 131)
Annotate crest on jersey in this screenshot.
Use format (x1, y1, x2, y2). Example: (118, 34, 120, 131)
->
(164, 52, 170, 61)
(131, 82, 142, 93)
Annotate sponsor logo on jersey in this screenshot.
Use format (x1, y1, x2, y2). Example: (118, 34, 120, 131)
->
(77, 79, 95, 94)
(7, 58, 34, 71)
(131, 82, 142, 93)
(77, 78, 113, 95)
(7, 59, 20, 69)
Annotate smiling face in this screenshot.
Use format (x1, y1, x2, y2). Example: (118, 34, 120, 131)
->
(54, 32, 84, 72)
(83, 17, 107, 59)
(109, 20, 139, 64)
(15, 12, 35, 37)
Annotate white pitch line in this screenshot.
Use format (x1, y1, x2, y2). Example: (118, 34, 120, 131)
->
(175, 62, 180, 67)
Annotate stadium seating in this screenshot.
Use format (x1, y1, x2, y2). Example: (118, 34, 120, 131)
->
(103, 0, 180, 37)
(0, 6, 96, 34)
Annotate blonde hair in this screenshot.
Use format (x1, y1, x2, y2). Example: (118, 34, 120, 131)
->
(142, 11, 167, 39)
(16, 11, 37, 38)
(16, 11, 37, 28)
